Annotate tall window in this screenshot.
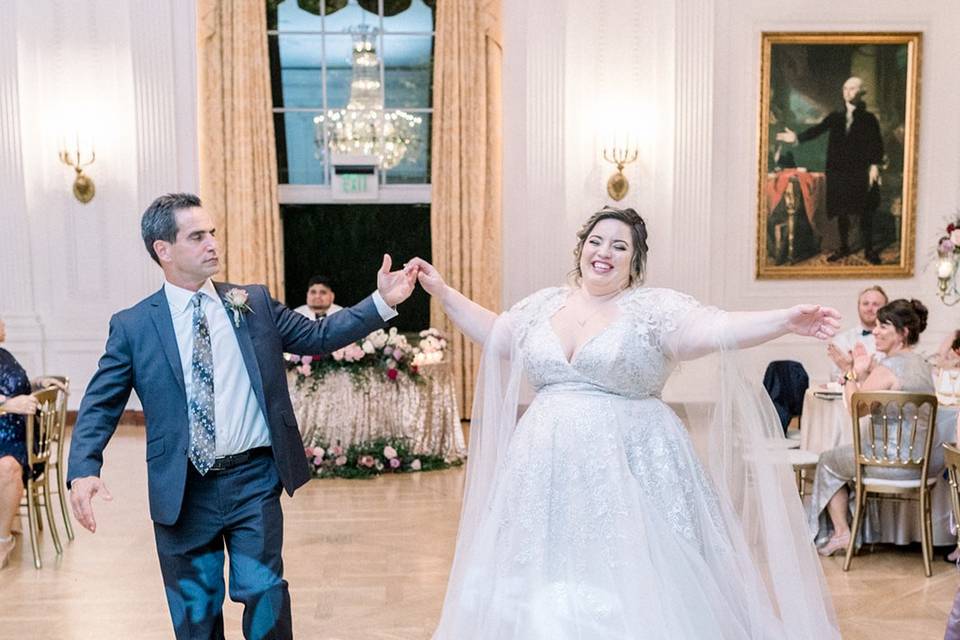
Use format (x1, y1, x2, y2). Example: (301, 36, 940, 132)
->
(267, 0, 435, 192)
(267, 0, 435, 330)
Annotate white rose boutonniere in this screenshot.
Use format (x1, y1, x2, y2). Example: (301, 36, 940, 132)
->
(224, 288, 253, 328)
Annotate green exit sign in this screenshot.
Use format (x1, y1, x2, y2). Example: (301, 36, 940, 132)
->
(341, 173, 367, 192)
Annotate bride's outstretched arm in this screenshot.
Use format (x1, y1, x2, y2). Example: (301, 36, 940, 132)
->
(670, 304, 842, 361)
(406, 257, 498, 346)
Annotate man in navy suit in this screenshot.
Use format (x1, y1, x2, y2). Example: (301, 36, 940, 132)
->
(67, 193, 417, 639)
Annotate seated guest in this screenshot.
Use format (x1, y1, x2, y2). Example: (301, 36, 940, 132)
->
(294, 275, 343, 320)
(826, 285, 888, 381)
(933, 329, 960, 372)
(808, 299, 935, 556)
(0, 317, 40, 569)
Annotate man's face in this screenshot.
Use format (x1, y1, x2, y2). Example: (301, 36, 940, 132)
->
(843, 77, 863, 104)
(154, 206, 220, 283)
(307, 284, 335, 312)
(858, 290, 886, 327)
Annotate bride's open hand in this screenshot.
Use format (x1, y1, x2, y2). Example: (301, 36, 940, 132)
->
(785, 304, 842, 340)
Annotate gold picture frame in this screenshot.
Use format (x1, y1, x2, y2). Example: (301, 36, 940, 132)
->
(756, 32, 921, 279)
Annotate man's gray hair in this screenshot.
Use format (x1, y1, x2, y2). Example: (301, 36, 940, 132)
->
(141, 193, 202, 265)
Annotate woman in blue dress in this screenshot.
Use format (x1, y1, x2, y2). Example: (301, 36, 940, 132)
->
(0, 317, 42, 568)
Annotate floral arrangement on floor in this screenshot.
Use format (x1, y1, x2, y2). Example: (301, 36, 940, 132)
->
(285, 327, 447, 390)
(305, 437, 461, 479)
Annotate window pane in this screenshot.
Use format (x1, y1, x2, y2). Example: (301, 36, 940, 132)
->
(275, 0, 323, 31)
(383, 112, 430, 184)
(321, 1, 373, 34)
(382, 35, 432, 108)
(276, 111, 328, 185)
(323, 34, 356, 109)
(271, 34, 324, 108)
(381, 0, 435, 33)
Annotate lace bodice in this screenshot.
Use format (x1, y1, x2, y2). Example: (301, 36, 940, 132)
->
(507, 286, 702, 399)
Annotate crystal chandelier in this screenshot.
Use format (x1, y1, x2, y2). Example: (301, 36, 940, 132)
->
(314, 26, 422, 170)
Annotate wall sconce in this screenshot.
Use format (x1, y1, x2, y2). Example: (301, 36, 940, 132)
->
(58, 140, 96, 204)
(602, 143, 638, 201)
(937, 254, 959, 306)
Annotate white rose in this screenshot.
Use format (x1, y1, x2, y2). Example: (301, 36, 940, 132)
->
(951, 229, 960, 245)
(362, 340, 375, 354)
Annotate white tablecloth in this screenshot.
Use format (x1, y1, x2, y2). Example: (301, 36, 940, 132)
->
(800, 387, 959, 545)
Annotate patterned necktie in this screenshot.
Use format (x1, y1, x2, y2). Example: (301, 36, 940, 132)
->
(188, 292, 216, 474)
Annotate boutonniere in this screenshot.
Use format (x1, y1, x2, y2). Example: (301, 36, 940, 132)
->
(223, 288, 253, 328)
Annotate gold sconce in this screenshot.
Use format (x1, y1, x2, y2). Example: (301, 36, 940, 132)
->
(58, 140, 96, 204)
(937, 254, 959, 306)
(602, 144, 638, 201)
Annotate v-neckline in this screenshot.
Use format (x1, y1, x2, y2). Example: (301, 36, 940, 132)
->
(547, 292, 625, 366)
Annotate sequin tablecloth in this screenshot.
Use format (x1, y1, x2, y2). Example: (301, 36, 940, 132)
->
(289, 362, 466, 461)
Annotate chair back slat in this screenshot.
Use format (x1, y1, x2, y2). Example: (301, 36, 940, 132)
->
(25, 388, 59, 469)
(851, 392, 938, 471)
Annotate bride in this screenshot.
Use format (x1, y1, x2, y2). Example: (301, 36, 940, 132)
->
(409, 206, 842, 639)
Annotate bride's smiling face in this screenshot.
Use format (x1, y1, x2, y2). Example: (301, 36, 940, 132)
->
(578, 218, 634, 294)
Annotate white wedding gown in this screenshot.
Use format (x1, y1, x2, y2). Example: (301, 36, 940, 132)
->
(433, 287, 839, 639)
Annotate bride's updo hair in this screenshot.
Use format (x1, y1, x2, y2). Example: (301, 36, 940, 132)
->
(876, 298, 928, 345)
(572, 206, 649, 287)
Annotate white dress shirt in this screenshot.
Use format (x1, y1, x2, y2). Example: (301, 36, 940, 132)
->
(294, 303, 343, 320)
(165, 279, 271, 457)
(165, 281, 398, 457)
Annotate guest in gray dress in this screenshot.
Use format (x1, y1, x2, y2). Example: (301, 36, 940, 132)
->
(808, 299, 934, 556)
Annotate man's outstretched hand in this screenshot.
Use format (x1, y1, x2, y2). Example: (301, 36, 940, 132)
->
(69, 476, 113, 533)
(376, 254, 418, 307)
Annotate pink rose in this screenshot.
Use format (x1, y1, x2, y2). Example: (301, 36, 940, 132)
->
(298, 363, 312, 376)
(359, 455, 375, 468)
(301, 355, 313, 365)
(383, 346, 394, 356)
(313, 455, 324, 466)
(332, 349, 345, 361)
(383, 445, 397, 460)
(287, 354, 301, 363)
(410, 459, 422, 471)
(951, 229, 960, 245)
(389, 458, 401, 469)
(313, 447, 325, 459)
(335, 455, 347, 466)
(304, 447, 314, 457)
(940, 238, 956, 255)
(331, 445, 343, 456)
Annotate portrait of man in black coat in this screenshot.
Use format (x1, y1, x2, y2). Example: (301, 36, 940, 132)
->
(777, 77, 885, 264)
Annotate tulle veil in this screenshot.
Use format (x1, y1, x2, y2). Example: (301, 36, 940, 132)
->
(434, 298, 841, 639)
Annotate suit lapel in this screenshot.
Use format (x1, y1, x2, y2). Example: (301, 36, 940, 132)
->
(149, 288, 187, 395)
(214, 282, 270, 420)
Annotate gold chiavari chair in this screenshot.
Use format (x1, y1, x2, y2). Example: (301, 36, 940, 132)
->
(23, 387, 63, 569)
(41, 375, 73, 540)
(943, 443, 960, 564)
(844, 391, 938, 577)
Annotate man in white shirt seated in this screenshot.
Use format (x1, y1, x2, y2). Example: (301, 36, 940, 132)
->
(826, 285, 887, 380)
(294, 275, 344, 320)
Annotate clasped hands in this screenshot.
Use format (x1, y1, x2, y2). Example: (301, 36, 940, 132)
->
(376, 255, 447, 306)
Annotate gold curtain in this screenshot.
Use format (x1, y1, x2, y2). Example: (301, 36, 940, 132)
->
(197, 0, 284, 298)
(431, 0, 503, 416)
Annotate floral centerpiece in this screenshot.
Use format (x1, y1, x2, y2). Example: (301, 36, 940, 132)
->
(285, 326, 448, 390)
(305, 437, 460, 479)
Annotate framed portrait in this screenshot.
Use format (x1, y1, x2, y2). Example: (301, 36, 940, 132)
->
(756, 32, 921, 279)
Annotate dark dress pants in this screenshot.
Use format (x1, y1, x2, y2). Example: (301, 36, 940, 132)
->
(153, 451, 291, 640)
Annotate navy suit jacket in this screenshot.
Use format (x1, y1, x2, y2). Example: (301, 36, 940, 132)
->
(67, 282, 387, 525)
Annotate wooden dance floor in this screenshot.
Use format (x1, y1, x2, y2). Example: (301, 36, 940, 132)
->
(0, 425, 956, 639)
